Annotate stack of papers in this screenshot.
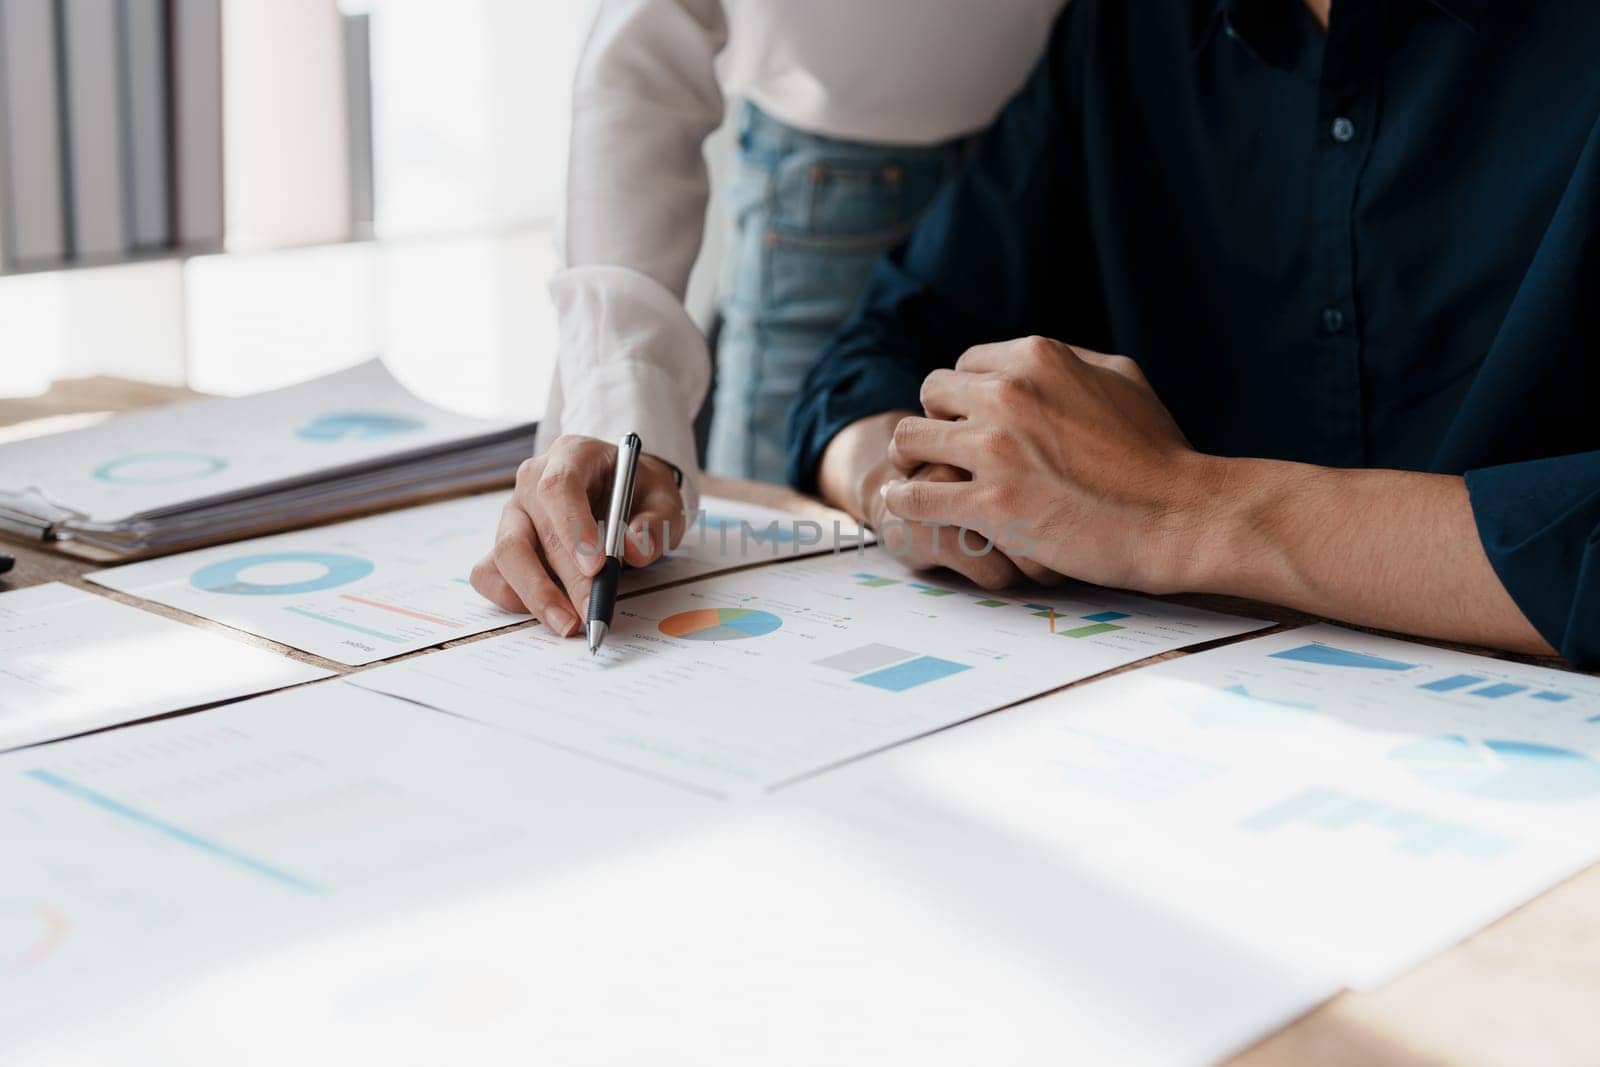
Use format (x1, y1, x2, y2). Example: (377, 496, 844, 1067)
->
(0, 360, 536, 558)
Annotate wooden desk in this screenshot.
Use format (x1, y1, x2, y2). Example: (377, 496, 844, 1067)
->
(4, 379, 1597, 1066)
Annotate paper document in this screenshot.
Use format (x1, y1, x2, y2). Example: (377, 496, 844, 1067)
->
(0, 360, 535, 554)
(23, 801, 1336, 1067)
(0, 583, 329, 751)
(352, 551, 1267, 795)
(90, 493, 526, 665)
(790, 623, 1600, 987)
(91, 494, 861, 665)
(0, 681, 715, 1048)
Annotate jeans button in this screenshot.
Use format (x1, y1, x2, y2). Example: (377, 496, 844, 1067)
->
(1322, 306, 1346, 334)
(1331, 116, 1355, 143)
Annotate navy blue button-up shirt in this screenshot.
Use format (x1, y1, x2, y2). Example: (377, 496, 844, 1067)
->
(788, 0, 1600, 665)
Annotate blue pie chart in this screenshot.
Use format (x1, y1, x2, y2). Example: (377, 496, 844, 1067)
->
(92, 451, 228, 484)
(296, 412, 425, 442)
(1391, 735, 1600, 804)
(190, 551, 375, 596)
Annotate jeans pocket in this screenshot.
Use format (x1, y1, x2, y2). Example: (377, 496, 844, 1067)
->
(762, 148, 951, 317)
(773, 149, 930, 242)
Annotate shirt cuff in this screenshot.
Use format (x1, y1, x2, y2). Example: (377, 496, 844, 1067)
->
(1465, 451, 1600, 667)
(786, 352, 926, 494)
(538, 264, 709, 517)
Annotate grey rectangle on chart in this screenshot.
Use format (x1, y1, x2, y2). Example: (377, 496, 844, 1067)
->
(815, 643, 918, 675)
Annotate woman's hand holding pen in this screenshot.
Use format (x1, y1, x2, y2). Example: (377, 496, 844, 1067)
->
(471, 434, 687, 637)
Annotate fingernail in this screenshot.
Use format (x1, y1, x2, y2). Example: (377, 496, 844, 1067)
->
(578, 541, 602, 574)
(544, 604, 577, 635)
(630, 520, 652, 555)
(881, 480, 902, 497)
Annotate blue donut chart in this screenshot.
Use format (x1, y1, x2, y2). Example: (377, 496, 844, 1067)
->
(296, 412, 426, 442)
(697, 514, 797, 544)
(92, 451, 228, 485)
(190, 552, 376, 596)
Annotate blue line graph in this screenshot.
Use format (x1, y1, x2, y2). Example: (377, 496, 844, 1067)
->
(26, 769, 323, 893)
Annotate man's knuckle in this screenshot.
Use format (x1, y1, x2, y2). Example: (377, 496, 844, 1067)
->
(991, 375, 1032, 407)
(988, 482, 1022, 516)
(979, 426, 1014, 458)
(892, 419, 921, 451)
(1021, 335, 1055, 362)
(919, 371, 952, 404)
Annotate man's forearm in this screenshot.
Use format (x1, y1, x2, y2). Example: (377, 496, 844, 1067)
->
(1190, 458, 1555, 656)
(817, 411, 915, 521)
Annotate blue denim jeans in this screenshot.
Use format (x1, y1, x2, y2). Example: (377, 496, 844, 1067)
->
(707, 103, 970, 482)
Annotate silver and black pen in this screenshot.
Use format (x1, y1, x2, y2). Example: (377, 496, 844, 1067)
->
(586, 432, 642, 655)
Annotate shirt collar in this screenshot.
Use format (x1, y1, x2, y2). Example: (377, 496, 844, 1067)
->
(1428, 0, 1489, 30)
(1193, 0, 1490, 60)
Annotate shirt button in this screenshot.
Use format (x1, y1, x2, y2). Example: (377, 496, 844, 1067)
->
(1331, 117, 1356, 143)
(1322, 306, 1346, 333)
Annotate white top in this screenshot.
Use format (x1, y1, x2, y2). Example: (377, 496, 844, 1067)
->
(539, 0, 1066, 508)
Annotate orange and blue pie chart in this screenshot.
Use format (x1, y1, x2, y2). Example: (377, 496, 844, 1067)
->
(659, 608, 782, 642)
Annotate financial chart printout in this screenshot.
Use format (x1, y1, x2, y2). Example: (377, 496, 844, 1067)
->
(352, 552, 1267, 795)
(19, 801, 1337, 1067)
(790, 624, 1600, 986)
(90, 493, 525, 664)
(0, 360, 521, 525)
(91, 494, 845, 665)
(0, 682, 714, 1045)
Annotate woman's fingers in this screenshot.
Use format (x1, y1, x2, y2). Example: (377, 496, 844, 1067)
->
(622, 462, 688, 567)
(469, 551, 528, 614)
(488, 504, 581, 636)
(535, 449, 608, 579)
